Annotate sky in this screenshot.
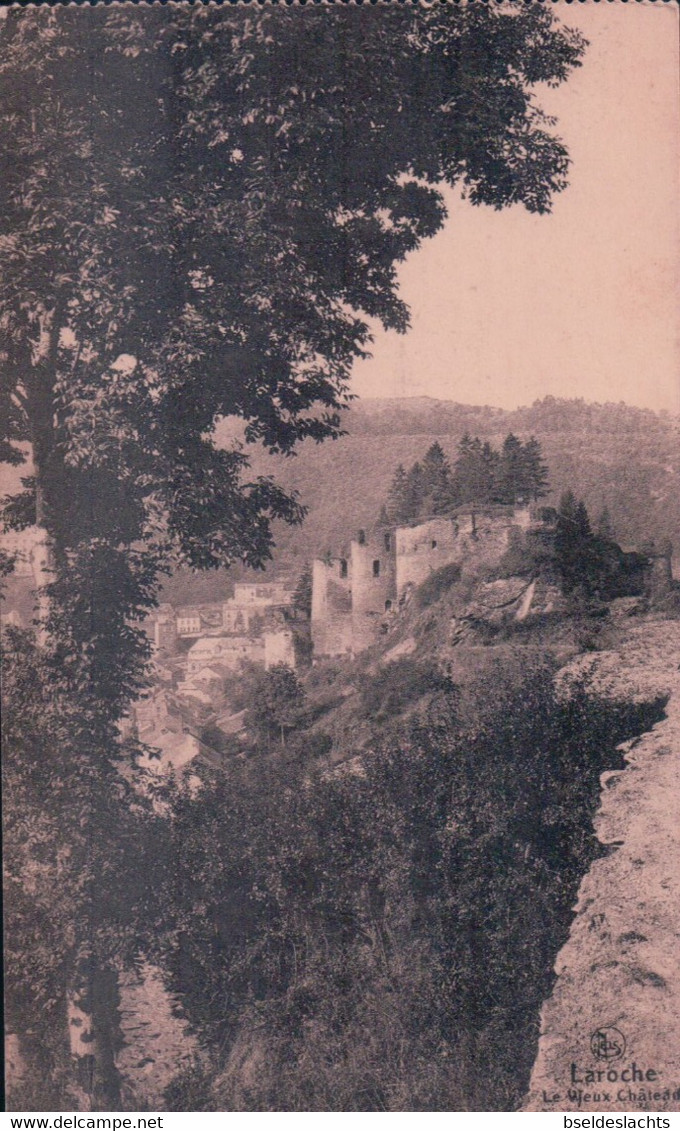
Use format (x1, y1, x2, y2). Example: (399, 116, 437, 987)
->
(351, 3, 680, 415)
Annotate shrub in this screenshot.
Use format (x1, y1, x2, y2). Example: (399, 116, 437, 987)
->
(295, 731, 333, 759)
(415, 563, 461, 609)
(160, 662, 666, 1111)
(360, 657, 451, 719)
(164, 1059, 216, 1112)
(492, 540, 545, 580)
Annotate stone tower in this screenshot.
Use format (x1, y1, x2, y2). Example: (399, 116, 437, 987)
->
(311, 555, 353, 657)
(350, 528, 397, 653)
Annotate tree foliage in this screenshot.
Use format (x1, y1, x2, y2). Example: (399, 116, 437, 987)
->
(383, 432, 550, 523)
(245, 663, 306, 747)
(554, 492, 648, 600)
(292, 565, 313, 621)
(2, 629, 167, 1107)
(0, 4, 585, 1104)
(160, 664, 663, 1111)
(1, 2, 583, 671)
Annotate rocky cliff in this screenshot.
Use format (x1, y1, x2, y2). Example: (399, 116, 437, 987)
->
(524, 619, 680, 1112)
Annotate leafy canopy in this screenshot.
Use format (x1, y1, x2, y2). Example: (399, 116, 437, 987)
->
(0, 9, 585, 1101)
(0, 3, 583, 557)
(384, 432, 550, 523)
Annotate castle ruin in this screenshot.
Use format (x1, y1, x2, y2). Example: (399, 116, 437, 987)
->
(311, 504, 541, 658)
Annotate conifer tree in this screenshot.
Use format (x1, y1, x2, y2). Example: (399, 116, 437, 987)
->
(497, 433, 525, 504)
(453, 434, 491, 505)
(421, 442, 454, 514)
(523, 437, 550, 501)
(481, 441, 502, 505)
(574, 499, 593, 541)
(385, 464, 413, 525)
(555, 491, 595, 594)
(405, 462, 427, 522)
(292, 565, 313, 621)
(596, 506, 614, 540)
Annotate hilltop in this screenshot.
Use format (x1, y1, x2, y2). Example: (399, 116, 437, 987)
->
(163, 396, 678, 605)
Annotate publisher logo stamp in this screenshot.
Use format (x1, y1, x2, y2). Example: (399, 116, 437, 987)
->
(590, 1026, 626, 1061)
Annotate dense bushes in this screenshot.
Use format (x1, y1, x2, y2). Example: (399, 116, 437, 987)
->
(415, 562, 462, 609)
(160, 661, 665, 1111)
(2, 629, 168, 1109)
(359, 657, 452, 719)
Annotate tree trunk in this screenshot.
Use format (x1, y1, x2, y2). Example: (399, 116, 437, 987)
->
(24, 304, 124, 1108)
(26, 305, 62, 643)
(68, 960, 122, 1110)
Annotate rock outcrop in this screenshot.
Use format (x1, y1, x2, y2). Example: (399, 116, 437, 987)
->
(524, 620, 680, 1112)
(117, 964, 197, 1110)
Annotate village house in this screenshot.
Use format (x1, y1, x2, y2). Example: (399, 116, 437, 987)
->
(185, 626, 296, 676)
(134, 689, 185, 741)
(148, 577, 293, 648)
(231, 580, 292, 608)
(186, 635, 265, 675)
(176, 607, 202, 637)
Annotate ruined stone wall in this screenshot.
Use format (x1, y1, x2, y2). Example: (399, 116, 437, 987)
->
(455, 513, 514, 572)
(395, 517, 461, 599)
(264, 629, 296, 670)
(394, 512, 516, 599)
(311, 558, 354, 657)
(310, 508, 544, 659)
(351, 531, 397, 653)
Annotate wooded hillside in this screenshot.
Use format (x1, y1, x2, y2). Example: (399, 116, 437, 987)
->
(164, 396, 678, 604)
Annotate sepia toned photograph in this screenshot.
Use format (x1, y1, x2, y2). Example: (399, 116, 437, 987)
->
(1, 0, 679, 1115)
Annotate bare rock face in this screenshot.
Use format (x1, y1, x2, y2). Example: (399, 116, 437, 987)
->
(524, 621, 680, 1112)
(461, 577, 532, 624)
(452, 575, 565, 632)
(117, 964, 198, 1110)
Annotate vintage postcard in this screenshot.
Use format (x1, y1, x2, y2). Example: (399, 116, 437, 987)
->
(1, 0, 679, 1115)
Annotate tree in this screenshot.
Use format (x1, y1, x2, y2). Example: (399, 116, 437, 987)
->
(385, 464, 413, 525)
(596, 507, 615, 540)
(292, 565, 313, 622)
(523, 437, 550, 502)
(497, 433, 525, 504)
(480, 441, 502, 505)
(493, 433, 550, 505)
(246, 664, 306, 748)
(405, 462, 427, 523)
(453, 434, 491, 505)
(2, 629, 167, 1108)
(574, 500, 593, 541)
(421, 442, 454, 515)
(0, 3, 585, 1103)
(0, 2, 585, 672)
(291, 565, 314, 666)
(554, 491, 595, 595)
